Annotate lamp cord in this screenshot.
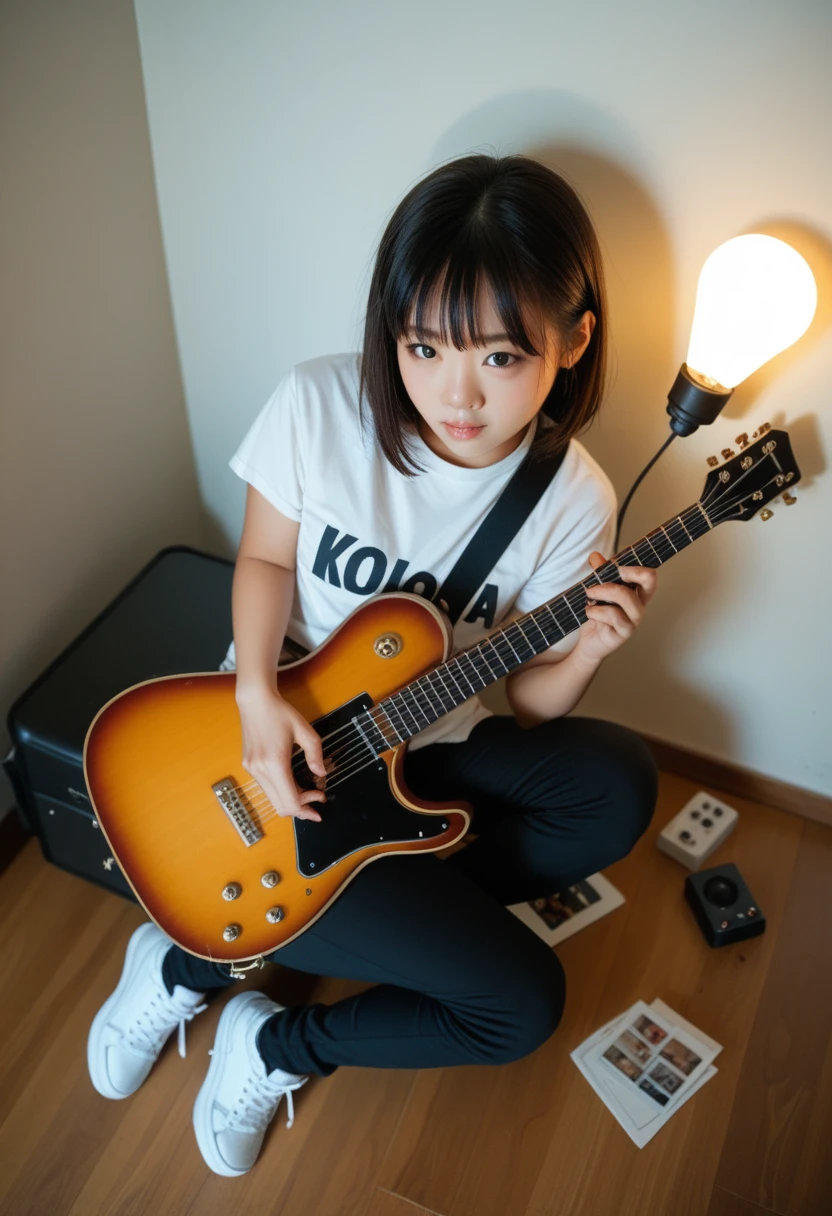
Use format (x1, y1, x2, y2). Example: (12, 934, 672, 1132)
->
(614, 430, 677, 552)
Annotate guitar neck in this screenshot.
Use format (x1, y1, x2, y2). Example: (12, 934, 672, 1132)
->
(357, 500, 713, 750)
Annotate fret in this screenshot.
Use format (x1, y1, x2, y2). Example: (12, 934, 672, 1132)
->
(665, 517, 691, 551)
(480, 637, 509, 677)
(499, 629, 525, 665)
(391, 690, 425, 734)
(462, 656, 486, 695)
(648, 529, 674, 562)
(550, 599, 578, 635)
(641, 535, 663, 564)
(513, 620, 533, 649)
(409, 678, 436, 724)
(415, 674, 442, 718)
(542, 603, 567, 637)
(383, 696, 409, 739)
(457, 653, 484, 694)
(423, 671, 449, 714)
(507, 621, 536, 662)
(516, 618, 549, 653)
(563, 596, 583, 626)
(375, 702, 404, 744)
(430, 668, 457, 710)
(685, 505, 710, 539)
(677, 516, 694, 542)
(695, 501, 713, 530)
(354, 714, 384, 759)
(437, 666, 464, 710)
(463, 649, 490, 689)
(531, 607, 560, 647)
(492, 633, 520, 672)
(452, 654, 480, 696)
(659, 524, 678, 553)
(439, 661, 468, 703)
(410, 685, 437, 727)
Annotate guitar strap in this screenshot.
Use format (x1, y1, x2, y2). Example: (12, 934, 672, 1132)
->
(433, 442, 569, 625)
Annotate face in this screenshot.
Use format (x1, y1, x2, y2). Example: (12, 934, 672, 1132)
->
(396, 288, 568, 470)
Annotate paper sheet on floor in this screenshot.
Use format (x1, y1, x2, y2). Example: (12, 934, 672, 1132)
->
(570, 998, 722, 1148)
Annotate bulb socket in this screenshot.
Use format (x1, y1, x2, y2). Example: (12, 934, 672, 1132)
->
(666, 364, 733, 436)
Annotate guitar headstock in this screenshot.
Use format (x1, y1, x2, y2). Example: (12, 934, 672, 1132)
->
(699, 425, 801, 526)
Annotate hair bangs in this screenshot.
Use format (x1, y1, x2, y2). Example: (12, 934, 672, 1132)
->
(387, 235, 543, 358)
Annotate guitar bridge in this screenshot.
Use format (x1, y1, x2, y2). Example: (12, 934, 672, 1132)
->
(213, 777, 263, 847)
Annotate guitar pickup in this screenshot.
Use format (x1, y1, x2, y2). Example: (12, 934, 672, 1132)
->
(212, 777, 263, 847)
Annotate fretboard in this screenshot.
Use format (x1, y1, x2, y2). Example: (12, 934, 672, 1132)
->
(355, 500, 713, 751)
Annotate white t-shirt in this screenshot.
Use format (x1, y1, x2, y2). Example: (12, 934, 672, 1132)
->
(222, 351, 616, 750)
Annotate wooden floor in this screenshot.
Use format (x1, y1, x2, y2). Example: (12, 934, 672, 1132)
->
(1, 770, 830, 1216)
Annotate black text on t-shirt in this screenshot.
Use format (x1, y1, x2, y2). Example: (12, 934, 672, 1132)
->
(311, 523, 498, 628)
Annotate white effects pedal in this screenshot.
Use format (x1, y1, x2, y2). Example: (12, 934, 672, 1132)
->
(656, 790, 739, 871)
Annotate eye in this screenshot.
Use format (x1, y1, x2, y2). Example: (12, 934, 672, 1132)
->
(485, 351, 518, 368)
(408, 343, 437, 360)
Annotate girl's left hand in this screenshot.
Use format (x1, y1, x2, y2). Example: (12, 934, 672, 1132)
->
(574, 551, 658, 665)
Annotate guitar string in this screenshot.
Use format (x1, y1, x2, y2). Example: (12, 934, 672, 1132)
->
(236, 477, 760, 811)
(233, 518, 699, 806)
(234, 540, 653, 813)
(233, 485, 776, 829)
(236, 459, 778, 803)
(231, 548, 638, 802)
(238, 498, 745, 825)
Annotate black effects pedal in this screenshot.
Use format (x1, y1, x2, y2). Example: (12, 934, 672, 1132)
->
(684, 863, 766, 948)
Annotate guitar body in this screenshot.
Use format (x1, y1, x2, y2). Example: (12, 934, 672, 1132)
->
(84, 594, 471, 962)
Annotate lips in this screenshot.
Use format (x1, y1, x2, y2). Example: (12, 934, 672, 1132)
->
(443, 422, 484, 440)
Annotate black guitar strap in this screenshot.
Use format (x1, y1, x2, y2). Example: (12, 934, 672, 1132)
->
(433, 443, 569, 625)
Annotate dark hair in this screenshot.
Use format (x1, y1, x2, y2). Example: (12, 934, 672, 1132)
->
(359, 154, 609, 475)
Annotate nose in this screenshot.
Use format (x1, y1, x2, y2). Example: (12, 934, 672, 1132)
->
(441, 359, 484, 413)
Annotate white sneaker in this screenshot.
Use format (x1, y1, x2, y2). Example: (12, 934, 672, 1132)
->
(87, 922, 208, 1099)
(193, 991, 308, 1177)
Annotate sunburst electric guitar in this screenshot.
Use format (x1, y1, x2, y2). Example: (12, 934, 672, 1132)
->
(84, 427, 800, 968)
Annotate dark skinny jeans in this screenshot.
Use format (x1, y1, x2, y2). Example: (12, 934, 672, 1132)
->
(162, 714, 658, 1076)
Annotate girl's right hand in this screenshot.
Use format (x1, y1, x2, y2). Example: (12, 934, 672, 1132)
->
(237, 687, 328, 823)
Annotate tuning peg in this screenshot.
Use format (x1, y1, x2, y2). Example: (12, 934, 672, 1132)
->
(751, 422, 772, 439)
(759, 509, 774, 521)
(735, 433, 749, 449)
(707, 455, 719, 467)
(783, 491, 797, 505)
(721, 448, 736, 460)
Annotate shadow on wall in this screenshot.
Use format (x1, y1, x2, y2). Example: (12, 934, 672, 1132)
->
(429, 91, 831, 757)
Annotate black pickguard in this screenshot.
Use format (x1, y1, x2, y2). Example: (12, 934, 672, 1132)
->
(292, 693, 450, 877)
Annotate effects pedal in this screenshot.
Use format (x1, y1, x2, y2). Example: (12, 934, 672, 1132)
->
(656, 790, 738, 871)
(685, 863, 766, 947)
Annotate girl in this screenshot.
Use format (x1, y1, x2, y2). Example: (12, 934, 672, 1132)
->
(88, 154, 659, 1176)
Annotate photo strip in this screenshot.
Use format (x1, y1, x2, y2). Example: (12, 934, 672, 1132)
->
(509, 872, 624, 947)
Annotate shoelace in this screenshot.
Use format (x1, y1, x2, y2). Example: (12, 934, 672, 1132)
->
(124, 987, 208, 1060)
(226, 1071, 308, 1133)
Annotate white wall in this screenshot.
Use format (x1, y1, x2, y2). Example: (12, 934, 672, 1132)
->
(0, 0, 212, 818)
(134, 0, 832, 797)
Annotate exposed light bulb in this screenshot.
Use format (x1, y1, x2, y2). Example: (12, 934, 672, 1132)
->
(686, 234, 817, 390)
(667, 233, 817, 436)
